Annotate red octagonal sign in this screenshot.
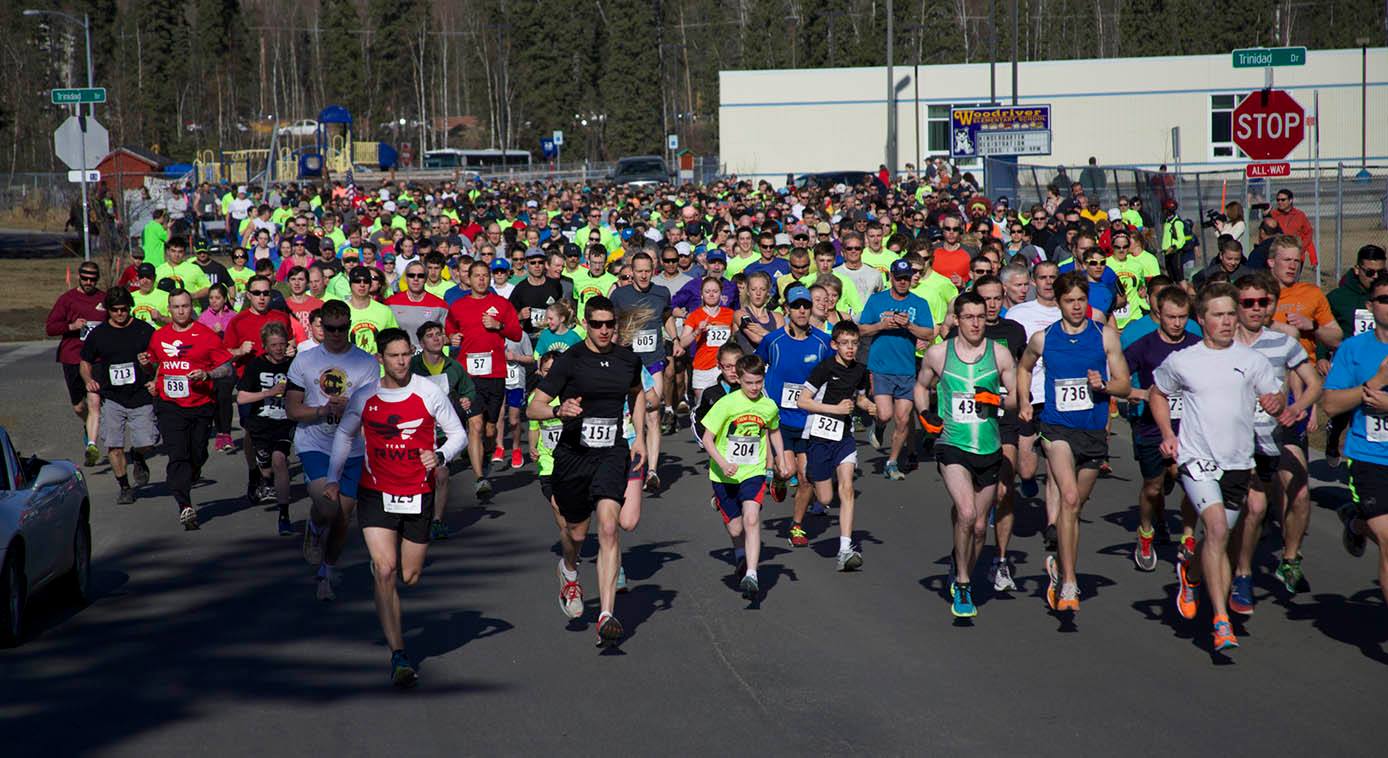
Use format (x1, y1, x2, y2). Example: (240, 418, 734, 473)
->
(1233, 89, 1305, 161)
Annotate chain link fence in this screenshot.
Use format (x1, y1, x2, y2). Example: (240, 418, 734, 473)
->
(984, 158, 1388, 285)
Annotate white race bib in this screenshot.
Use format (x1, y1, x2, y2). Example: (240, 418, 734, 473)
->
(779, 383, 803, 409)
(705, 325, 730, 347)
(725, 435, 760, 466)
(506, 363, 522, 389)
(1168, 392, 1185, 420)
(633, 329, 658, 353)
(1184, 459, 1223, 482)
(808, 413, 844, 441)
(1354, 308, 1373, 336)
(163, 374, 190, 399)
(383, 492, 422, 515)
(466, 351, 493, 376)
(951, 392, 981, 424)
(673, 316, 685, 336)
(530, 308, 548, 328)
(1054, 378, 1093, 412)
(1253, 400, 1273, 424)
(1367, 413, 1388, 443)
(1113, 303, 1131, 321)
(259, 399, 287, 420)
(581, 417, 618, 448)
(79, 322, 99, 341)
(541, 424, 562, 449)
(109, 362, 137, 387)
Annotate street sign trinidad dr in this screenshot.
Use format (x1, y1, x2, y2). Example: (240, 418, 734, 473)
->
(1231, 47, 1307, 69)
(50, 87, 107, 105)
(1245, 162, 1291, 179)
(53, 115, 109, 171)
(1232, 89, 1304, 161)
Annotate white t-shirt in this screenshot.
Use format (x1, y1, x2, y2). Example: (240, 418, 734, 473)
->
(1153, 341, 1281, 471)
(229, 197, 254, 220)
(1242, 328, 1307, 454)
(1005, 299, 1062, 403)
(286, 343, 380, 457)
(834, 263, 886, 306)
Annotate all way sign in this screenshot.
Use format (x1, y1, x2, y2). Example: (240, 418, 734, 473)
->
(1246, 162, 1291, 179)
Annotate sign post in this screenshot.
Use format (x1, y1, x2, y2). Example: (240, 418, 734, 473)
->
(552, 130, 564, 167)
(54, 115, 109, 263)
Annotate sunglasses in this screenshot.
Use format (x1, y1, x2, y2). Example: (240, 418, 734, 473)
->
(79, 274, 99, 281)
(586, 318, 616, 330)
(1112, 243, 1129, 250)
(661, 258, 679, 264)
(1084, 259, 1105, 266)
(322, 322, 350, 333)
(248, 289, 272, 296)
(618, 276, 632, 283)
(1369, 295, 1388, 305)
(943, 226, 961, 232)
(405, 273, 427, 279)
(843, 245, 863, 251)
(1239, 297, 1272, 308)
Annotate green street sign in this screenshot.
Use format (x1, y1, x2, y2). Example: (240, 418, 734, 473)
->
(50, 88, 106, 105)
(1232, 47, 1307, 69)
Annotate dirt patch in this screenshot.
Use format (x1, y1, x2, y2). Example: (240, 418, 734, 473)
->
(0, 258, 113, 342)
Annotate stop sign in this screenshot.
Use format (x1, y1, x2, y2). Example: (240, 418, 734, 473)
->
(1232, 89, 1305, 161)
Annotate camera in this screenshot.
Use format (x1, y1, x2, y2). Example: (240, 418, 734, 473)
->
(1201, 209, 1228, 229)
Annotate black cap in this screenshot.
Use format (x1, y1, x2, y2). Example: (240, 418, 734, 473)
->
(563, 242, 581, 257)
(348, 267, 373, 283)
(136, 262, 156, 278)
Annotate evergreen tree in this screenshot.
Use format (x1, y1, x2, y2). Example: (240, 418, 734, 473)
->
(599, 0, 663, 157)
(321, 0, 366, 121)
(136, 0, 188, 154)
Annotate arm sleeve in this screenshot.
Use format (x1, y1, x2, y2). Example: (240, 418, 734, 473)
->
(1151, 354, 1181, 395)
(326, 391, 367, 483)
(423, 382, 467, 461)
(1252, 356, 1283, 396)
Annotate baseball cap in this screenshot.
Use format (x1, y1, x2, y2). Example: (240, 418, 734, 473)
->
(675, 241, 692, 257)
(774, 233, 792, 247)
(382, 254, 396, 264)
(490, 258, 511, 272)
(136, 262, 156, 278)
(890, 259, 914, 279)
(348, 267, 373, 283)
(524, 245, 545, 259)
(620, 228, 636, 241)
(563, 242, 581, 257)
(784, 285, 812, 306)
(383, 201, 397, 212)
(292, 234, 307, 244)
(685, 222, 704, 237)
(706, 250, 728, 264)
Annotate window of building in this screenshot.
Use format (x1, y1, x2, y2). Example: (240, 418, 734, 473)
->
(924, 103, 981, 169)
(1209, 94, 1245, 160)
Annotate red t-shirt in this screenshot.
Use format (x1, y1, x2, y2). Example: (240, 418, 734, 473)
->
(148, 322, 234, 408)
(444, 293, 522, 380)
(223, 308, 293, 375)
(285, 295, 324, 344)
(932, 246, 971, 287)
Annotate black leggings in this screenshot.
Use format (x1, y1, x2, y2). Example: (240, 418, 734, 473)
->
(156, 401, 212, 509)
(213, 376, 235, 434)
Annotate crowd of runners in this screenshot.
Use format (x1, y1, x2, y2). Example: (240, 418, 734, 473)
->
(48, 171, 1388, 686)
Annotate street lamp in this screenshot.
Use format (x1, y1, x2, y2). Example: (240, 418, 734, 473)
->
(25, 8, 95, 263)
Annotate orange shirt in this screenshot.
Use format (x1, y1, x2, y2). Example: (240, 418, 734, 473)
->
(684, 306, 734, 371)
(932, 246, 971, 287)
(1273, 281, 1334, 357)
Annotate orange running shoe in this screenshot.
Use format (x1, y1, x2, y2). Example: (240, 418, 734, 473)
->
(1212, 615, 1239, 651)
(1044, 554, 1060, 611)
(1175, 562, 1200, 620)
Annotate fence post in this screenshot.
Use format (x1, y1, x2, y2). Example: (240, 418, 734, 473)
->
(1193, 172, 1207, 268)
(1335, 162, 1344, 281)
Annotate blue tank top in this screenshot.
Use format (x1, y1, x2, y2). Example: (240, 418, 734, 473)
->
(1039, 319, 1109, 430)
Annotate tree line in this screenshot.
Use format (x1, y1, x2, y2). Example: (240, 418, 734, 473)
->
(2, 0, 1381, 173)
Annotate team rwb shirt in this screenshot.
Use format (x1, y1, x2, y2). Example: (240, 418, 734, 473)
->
(148, 322, 233, 408)
(329, 375, 466, 497)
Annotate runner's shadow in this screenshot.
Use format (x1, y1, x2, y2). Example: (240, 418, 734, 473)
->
(597, 584, 677, 655)
(810, 529, 883, 558)
(623, 540, 685, 582)
(1131, 584, 1238, 663)
(406, 609, 514, 666)
(1275, 590, 1388, 665)
(195, 495, 262, 525)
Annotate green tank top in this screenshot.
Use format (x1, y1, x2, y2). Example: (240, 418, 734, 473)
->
(939, 338, 1001, 455)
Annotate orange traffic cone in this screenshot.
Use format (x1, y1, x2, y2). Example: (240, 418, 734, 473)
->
(66, 265, 72, 287)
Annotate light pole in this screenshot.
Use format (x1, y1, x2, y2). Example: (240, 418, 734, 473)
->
(25, 8, 94, 263)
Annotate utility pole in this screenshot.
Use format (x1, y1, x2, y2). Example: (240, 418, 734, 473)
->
(1010, 0, 1019, 105)
(886, 0, 896, 177)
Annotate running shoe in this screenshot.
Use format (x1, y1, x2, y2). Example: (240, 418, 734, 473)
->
(1177, 534, 1197, 565)
(475, 478, 493, 501)
(866, 424, 881, 450)
(788, 523, 809, 548)
(84, 443, 100, 467)
(990, 557, 1017, 592)
(808, 500, 828, 515)
(788, 474, 799, 487)
(1133, 526, 1157, 572)
(1212, 616, 1239, 652)
(132, 459, 150, 488)
(1019, 478, 1039, 499)
(770, 477, 786, 503)
(430, 519, 450, 541)
(660, 407, 676, 435)
(739, 573, 759, 600)
(1325, 454, 1342, 469)
(1056, 583, 1080, 613)
(951, 582, 978, 618)
(316, 577, 336, 601)
(1098, 461, 1113, 477)
(1274, 556, 1303, 595)
(559, 577, 584, 619)
(1229, 574, 1255, 615)
(883, 460, 905, 481)
(491, 445, 504, 464)
(1339, 504, 1366, 558)
(302, 518, 325, 566)
(256, 483, 277, 505)
(676, 400, 690, 415)
(616, 565, 628, 593)
(511, 449, 523, 469)
(1175, 562, 1199, 620)
(836, 546, 863, 571)
(1043, 524, 1058, 554)
(1044, 553, 1060, 611)
(391, 651, 419, 688)
(278, 514, 293, 536)
(645, 471, 661, 493)
(179, 506, 199, 530)
(709, 495, 719, 511)
(596, 612, 624, 647)
(117, 487, 136, 505)
(216, 433, 235, 453)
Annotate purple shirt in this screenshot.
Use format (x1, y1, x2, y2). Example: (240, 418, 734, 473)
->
(1122, 329, 1200, 438)
(671, 277, 739, 312)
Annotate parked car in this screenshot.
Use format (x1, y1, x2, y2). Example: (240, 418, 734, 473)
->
(611, 155, 671, 187)
(277, 119, 319, 138)
(793, 171, 877, 191)
(0, 427, 92, 646)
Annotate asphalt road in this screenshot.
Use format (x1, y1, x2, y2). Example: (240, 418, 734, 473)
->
(0, 338, 1383, 757)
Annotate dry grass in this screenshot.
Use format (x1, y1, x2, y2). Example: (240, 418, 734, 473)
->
(0, 258, 111, 342)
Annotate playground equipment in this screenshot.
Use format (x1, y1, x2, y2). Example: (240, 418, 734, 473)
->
(190, 105, 398, 184)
